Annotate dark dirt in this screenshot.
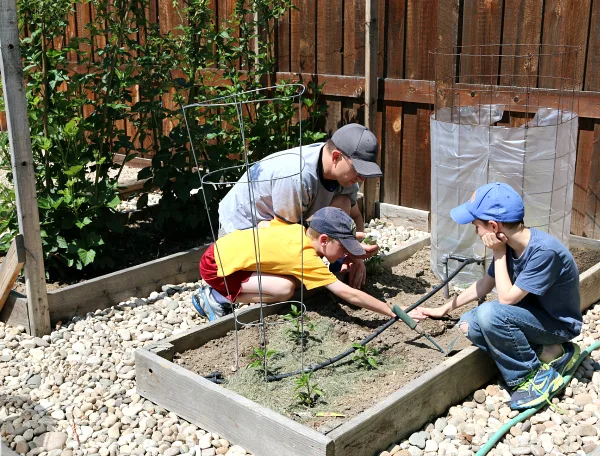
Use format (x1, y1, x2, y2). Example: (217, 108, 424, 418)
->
(176, 247, 473, 431)
(571, 247, 600, 274)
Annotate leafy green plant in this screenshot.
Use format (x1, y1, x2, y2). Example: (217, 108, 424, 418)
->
(0, 0, 328, 279)
(293, 372, 323, 408)
(351, 343, 379, 370)
(283, 304, 315, 346)
(247, 347, 278, 373)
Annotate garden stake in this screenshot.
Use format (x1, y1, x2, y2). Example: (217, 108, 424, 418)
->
(391, 305, 455, 357)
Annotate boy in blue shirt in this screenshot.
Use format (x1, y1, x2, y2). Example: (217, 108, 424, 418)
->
(414, 183, 582, 409)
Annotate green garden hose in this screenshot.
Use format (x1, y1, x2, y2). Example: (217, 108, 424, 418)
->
(475, 340, 600, 456)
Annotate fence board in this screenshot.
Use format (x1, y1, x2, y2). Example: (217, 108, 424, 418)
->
(573, 120, 594, 236)
(405, 0, 437, 80)
(382, 103, 402, 204)
(539, 0, 591, 89)
(585, 123, 600, 238)
(383, 0, 406, 79)
(400, 105, 431, 210)
(291, 0, 316, 73)
(460, 0, 503, 85)
(277, 9, 291, 72)
(317, 0, 343, 133)
(499, 0, 543, 87)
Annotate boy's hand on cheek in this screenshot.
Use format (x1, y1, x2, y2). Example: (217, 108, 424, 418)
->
(482, 232, 507, 253)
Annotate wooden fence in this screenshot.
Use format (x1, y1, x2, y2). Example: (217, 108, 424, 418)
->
(3, 0, 600, 238)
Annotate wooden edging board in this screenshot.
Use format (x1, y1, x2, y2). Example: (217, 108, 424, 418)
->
(380, 234, 430, 268)
(45, 245, 208, 324)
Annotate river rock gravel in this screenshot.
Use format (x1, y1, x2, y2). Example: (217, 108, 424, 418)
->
(1, 219, 598, 456)
(0, 284, 251, 456)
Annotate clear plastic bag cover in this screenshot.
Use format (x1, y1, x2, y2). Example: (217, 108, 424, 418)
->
(430, 106, 578, 285)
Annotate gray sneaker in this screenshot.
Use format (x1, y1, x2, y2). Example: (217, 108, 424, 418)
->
(191, 285, 231, 321)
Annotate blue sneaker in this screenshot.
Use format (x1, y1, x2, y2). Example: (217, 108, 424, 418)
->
(191, 285, 231, 321)
(510, 364, 564, 410)
(550, 342, 580, 376)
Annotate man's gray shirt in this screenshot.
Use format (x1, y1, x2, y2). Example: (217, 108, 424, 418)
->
(218, 143, 359, 234)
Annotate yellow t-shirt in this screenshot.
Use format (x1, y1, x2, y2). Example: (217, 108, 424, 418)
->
(213, 219, 337, 290)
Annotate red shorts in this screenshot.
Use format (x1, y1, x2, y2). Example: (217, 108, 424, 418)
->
(199, 244, 253, 302)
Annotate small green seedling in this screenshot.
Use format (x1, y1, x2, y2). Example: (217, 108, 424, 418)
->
(293, 372, 323, 408)
(352, 342, 379, 370)
(247, 347, 278, 373)
(283, 304, 315, 346)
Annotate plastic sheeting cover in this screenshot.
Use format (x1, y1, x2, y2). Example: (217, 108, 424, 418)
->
(430, 105, 578, 287)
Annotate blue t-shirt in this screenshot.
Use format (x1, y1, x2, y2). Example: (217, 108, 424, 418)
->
(488, 228, 582, 336)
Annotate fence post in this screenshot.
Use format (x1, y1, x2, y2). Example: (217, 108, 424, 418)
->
(363, 0, 380, 222)
(0, 0, 51, 335)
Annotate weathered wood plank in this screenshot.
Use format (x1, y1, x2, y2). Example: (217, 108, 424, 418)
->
(585, 122, 600, 239)
(0, 290, 29, 330)
(585, 0, 600, 92)
(0, 0, 51, 336)
(382, 103, 402, 205)
(47, 245, 208, 324)
(499, 0, 543, 87)
(539, 0, 591, 90)
(343, 0, 364, 76)
(405, 0, 437, 81)
(290, 0, 316, 73)
(377, 202, 430, 232)
(380, 234, 431, 269)
(363, 0, 380, 222)
(459, 0, 503, 85)
(572, 118, 594, 236)
(570, 234, 600, 251)
(580, 260, 600, 310)
(0, 234, 25, 310)
(328, 346, 497, 455)
(383, 0, 405, 79)
(136, 349, 334, 456)
(276, 7, 291, 72)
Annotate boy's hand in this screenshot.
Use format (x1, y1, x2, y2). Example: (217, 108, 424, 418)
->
(411, 303, 450, 321)
(481, 232, 507, 253)
(343, 259, 367, 289)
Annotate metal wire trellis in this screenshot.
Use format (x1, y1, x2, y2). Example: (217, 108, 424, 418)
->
(182, 83, 311, 379)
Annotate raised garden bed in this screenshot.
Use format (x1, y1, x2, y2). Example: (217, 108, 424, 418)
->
(135, 213, 600, 456)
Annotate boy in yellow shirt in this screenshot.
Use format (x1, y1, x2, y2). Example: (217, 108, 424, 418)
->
(193, 207, 396, 321)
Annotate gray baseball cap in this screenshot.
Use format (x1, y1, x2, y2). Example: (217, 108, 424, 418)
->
(308, 207, 366, 256)
(331, 123, 382, 178)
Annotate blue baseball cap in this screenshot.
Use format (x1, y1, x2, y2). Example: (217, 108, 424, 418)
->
(450, 182, 525, 224)
(308, 207, 366, 256)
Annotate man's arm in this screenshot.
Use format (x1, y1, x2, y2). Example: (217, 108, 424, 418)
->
(350, 203, 364, 232)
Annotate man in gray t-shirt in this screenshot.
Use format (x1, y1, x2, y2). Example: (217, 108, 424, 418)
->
(218, 123, 383, 288)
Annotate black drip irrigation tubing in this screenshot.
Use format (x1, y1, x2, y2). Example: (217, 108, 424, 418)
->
(264, 255, 483, 382)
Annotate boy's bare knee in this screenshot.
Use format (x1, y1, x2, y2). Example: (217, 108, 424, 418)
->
(459, 322, 469, 335)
